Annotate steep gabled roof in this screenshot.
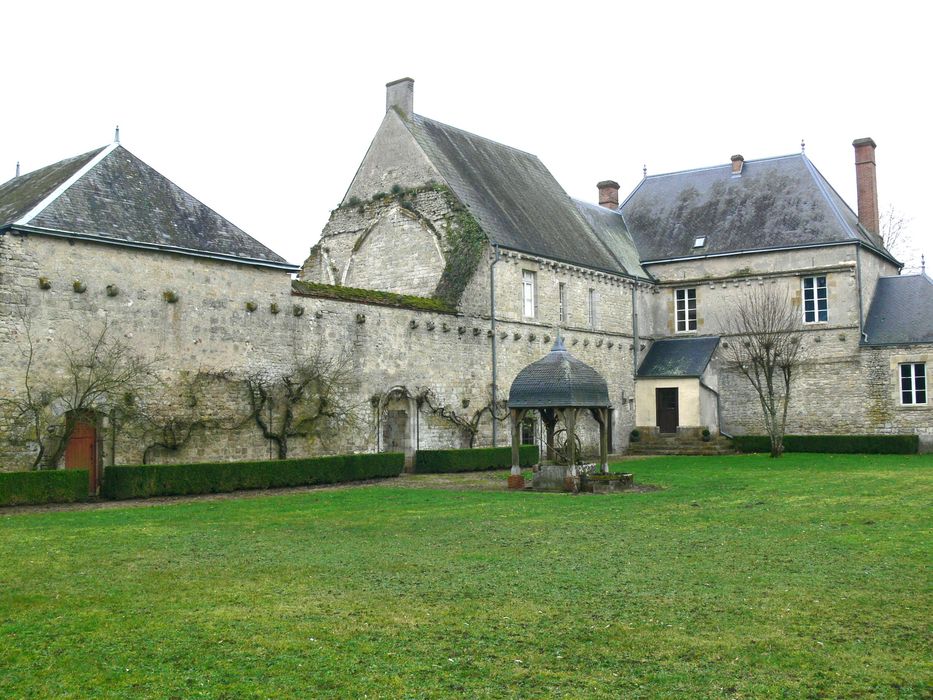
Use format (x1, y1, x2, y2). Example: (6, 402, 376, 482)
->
(0, 147, 106, 226)
(619, 154, 896, 264)
(862, 274, 933, 346)
(573, 199, 649, 279)
(0, 144, 295, 269)
(637, 336, 720, 378)
(405, 114, 648, 279)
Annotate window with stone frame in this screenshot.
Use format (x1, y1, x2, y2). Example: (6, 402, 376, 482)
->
(802, 275, 828, 323)
(899, 362, 927, 405)
(520, 414, 537, 445)
(675, 288, 697, 332)
(558, 282, 567, 324)
(588, 288, 598, 329)
(522, 270, 536, 318)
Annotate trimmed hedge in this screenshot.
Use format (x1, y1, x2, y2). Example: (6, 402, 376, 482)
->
(0, 470, 89, 506)
(414, 445, 539, 473)
(732, 434, 919, 455)
(102, 453, 405, 500)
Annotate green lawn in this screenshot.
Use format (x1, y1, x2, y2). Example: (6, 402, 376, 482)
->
(1, 454, 930, 698)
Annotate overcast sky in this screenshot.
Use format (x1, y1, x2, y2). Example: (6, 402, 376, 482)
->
(4, 1, 930, 273)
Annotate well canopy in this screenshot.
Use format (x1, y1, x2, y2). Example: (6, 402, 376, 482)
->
(508, 337, 610, 409)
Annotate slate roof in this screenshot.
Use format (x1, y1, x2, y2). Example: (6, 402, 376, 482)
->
(509, 337, 611, 408)
(619, 154, 894, 263)
(573, 200, 648, 278)
(405, 114, 649, 279)
(0, 144, 295, 269)
(862, 274, 933, 345)
(637, 336, 720, 378)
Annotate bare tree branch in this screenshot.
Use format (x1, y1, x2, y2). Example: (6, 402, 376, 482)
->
(720, 285, 804, 457)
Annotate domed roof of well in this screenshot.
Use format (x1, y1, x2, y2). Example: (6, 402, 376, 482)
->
(508, 337, 611, 409)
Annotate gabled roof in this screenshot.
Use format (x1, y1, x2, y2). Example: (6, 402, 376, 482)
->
(509, 337, 611, 408)
(637, 336, 720, 378)
(0, 144, 296, 270)
(862, 274, 933, 346)
(573, 200, 649, 279)
(405, 114, 648, 279)
(619, 154, 895, 264)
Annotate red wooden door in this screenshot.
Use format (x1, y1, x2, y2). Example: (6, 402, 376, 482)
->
(65, 420, 97, 494)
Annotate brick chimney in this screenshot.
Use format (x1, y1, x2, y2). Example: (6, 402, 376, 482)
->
(386, 77, 414, 117)
(597, 180, 620, 209)
(730, 154, 744, 176)
(853, 137, 879, 235)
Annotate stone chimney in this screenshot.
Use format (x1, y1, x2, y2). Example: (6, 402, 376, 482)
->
(853, 137, 879, 235)
(597, 180, 620, 209)
(730, 154, 745, 176)
(386, 77, 414, 117)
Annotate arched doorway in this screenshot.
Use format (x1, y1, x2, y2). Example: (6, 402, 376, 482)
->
(64, 416, 98, 494)
(377, 387, 418, 471)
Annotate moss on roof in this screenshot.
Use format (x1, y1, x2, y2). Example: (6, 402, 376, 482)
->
(292, 280, 455, 314)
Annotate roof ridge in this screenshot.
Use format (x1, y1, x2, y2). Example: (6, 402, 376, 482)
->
(14, 143, 117, 225)
(642, 152, 804, 181)
(412, 113, 542, 160)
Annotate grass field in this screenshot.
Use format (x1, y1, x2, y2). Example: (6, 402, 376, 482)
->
(1, 454, 930, 698)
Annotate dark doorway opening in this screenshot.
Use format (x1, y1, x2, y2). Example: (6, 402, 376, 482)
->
(656, 388, 679, 434)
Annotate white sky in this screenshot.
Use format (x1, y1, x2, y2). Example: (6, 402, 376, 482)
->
(3, 1, 930, 273)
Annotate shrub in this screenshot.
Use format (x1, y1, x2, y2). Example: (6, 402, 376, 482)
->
(414, 446, 539, 473)
(731, 434, 919, 455)
(101, 453, 405, 500)
(0, 470, 89, 506)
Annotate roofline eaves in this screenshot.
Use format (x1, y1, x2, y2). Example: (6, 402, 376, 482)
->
(14, 143, 118, 225)
(7, 224, 300, 271)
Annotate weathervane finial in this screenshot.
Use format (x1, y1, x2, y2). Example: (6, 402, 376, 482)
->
(15, 161, 20, 177)
(801, 138, 806, 154)
(114, 125, 120, 144)
(642, 164, 647, 178)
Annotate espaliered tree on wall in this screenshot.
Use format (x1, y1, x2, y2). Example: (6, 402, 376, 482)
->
(244, 350, 358, 459)
(0, 313, 160, 469)
(721, 286, 805, 458)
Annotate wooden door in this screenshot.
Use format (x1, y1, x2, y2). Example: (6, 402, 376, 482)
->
(656, 388, 679, 434)
(65, 420, 97, 494)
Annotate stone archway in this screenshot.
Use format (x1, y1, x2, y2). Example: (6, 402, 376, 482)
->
(377, 386, 418, 470)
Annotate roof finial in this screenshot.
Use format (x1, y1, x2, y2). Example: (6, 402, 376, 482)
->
(801, 138, 806, 154)
(15, 161, 20, 177)
(114, 125, 120, 144)
(922, 254, 926, 273)
(642, 164, 647, 178)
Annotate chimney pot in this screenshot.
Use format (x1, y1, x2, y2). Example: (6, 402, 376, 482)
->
(730, 154, 744, 175)
(386, 77, 414, 117)
(852, 137, 879, 235)
(597, 180, 620, 209)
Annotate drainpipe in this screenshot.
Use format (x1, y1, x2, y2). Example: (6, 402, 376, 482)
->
(700, 379, 733, 439)
(490, 243, 501, 446)
(631, 284, 640, 379)
(856, 243, 867, 342)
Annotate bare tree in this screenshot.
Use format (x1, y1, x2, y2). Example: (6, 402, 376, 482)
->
(244, 350, 358, 459)
(721, 286, 804, 457)
(1, 314, 160, 469)
(880, 205, 920, 272)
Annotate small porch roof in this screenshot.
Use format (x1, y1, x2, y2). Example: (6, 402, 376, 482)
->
(637, 336, 720, 378)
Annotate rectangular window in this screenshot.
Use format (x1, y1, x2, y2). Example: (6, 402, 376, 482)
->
(588, 288, 597, 329)
(558, 282, 567, 324)
(520, 415, 536, 445)
(802, 276, 828, 323)
(900, 363, 927, 405)
(675, 288, 697, 332)
(522, 270, 536, 318)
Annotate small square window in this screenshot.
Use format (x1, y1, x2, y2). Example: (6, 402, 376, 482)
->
(693, 236, 706, 248)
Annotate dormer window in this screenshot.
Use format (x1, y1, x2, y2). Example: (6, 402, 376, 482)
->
(693, 236, 707, 248)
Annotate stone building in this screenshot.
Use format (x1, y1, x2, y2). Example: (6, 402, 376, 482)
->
(1, 78, 931, 488)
